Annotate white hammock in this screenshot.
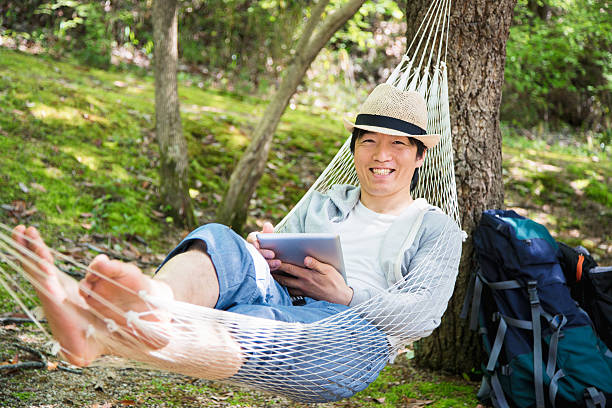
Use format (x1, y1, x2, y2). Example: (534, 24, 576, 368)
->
(0, 0, 461, 403)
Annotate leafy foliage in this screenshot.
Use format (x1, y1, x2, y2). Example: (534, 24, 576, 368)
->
(503, 0, 612, 140)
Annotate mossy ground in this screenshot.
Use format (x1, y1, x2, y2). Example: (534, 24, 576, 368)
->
(0, 48, 610, 407)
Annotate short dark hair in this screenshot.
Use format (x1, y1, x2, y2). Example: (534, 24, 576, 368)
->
(349, 128, 426, 191)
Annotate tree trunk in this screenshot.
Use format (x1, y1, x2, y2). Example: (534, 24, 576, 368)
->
(216, 0, 366, 233)
(406, 0, 516, 373)
(153, 0, 196, 228)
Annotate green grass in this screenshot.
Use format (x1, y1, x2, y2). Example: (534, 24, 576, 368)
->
(347, 361, 478, 407)
(502, 128, 611, 261)
(0, 48, 343, 249)
(12, 391, 36, 401)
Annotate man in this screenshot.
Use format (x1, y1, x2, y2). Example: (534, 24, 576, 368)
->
(13, 84, 462, 401)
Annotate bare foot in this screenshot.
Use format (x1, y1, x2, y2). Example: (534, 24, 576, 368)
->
(13, 226, 243, 378)
(79, 254, 174, 348)
(12, 225, 106, 366)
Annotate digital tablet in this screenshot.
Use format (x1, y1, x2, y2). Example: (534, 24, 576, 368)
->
(256, 233, 346, 282)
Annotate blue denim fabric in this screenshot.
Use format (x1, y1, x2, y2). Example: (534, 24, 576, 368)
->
(157, 223, 388, 402)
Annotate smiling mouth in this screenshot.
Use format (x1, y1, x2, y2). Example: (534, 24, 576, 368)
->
(371, 168, 394, 176)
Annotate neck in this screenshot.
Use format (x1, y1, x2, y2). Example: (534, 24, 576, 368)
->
(360, 191, 414, 215)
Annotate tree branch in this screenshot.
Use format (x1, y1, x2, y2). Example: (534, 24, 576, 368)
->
(293, 0, 330, 53)
(0, 317, 46, 325)
(0, 361, 45, 371)
(305, 0, 366, 61)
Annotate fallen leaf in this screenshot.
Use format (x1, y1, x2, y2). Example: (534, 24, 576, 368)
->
(46, 361, 58, 371)
(30, 183, 47, 193)
(80, 212, 93, 218)
(122, 248, 137, 259)
(93, 381, 104, 391)
(119, 400, 136, 406)
(404, 399, 434, 407)
(2, 324, 17, 331)
(18, 182, 29, 193)
(81, 223, 93, 230)
(23, 206, 37, 217)
(152, 210, 164, 218)
(11, 200, 26, 213)
(375, 397, 385, 404)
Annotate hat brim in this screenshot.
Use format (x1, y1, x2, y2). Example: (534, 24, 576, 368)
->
(343, 118, 440, 149)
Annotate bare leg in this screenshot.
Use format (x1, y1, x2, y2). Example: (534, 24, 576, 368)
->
(12, 225, 107, 366)
(78, 241, 242, 378)
(154, 240, 220, 308)
(79, 240, 219, 323)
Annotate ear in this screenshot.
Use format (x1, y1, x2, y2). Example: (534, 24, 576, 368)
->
(415, 149, 427, 168)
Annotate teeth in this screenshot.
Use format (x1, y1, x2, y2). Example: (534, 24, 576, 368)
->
(372, 168, 392, 175)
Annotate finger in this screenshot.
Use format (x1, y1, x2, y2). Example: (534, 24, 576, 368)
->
(262, 222, 274, 233)
(304, 256, 330, 274)
(246, 232, 259, 247)
(271, 271, 300, 287)
(279, 262, 308, 278)
(267, 259, 281, 270)
(259, 249, 276, 259)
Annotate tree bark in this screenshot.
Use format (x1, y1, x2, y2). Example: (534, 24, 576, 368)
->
(153, 0, 196, 228)
(406, 0, 516, 373)
(216, 0, 366, 233)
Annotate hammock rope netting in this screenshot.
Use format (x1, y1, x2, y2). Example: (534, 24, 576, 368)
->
(0, 0, 463, 402)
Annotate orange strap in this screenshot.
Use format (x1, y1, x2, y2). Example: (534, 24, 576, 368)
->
(576, 254, 584, 282)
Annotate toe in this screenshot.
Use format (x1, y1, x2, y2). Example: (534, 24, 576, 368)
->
(87, 254, 110, 283)
(12, 225, 27, 247)
(25, 226, 54, 264)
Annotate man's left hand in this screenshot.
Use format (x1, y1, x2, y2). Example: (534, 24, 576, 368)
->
(272, 257, 353, 306)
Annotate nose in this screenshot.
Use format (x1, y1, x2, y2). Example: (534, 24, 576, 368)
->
(373, 143, 392, 162)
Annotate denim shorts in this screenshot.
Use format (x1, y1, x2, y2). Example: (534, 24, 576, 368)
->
(158, 223, 388, 402)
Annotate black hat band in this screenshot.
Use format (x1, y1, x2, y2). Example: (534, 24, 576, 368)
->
(355, 114, 427, 136)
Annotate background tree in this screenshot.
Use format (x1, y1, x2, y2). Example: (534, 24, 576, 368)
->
(404, 0, 517, 373)
(216, 0, 367, 232)
(152, 0, 195, 227)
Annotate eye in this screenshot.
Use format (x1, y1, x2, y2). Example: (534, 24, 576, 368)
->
(392, 139, 407, 145)
(360, 138, 375, 144)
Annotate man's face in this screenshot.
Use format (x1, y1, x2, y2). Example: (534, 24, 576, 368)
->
(353, 132, 425, 204)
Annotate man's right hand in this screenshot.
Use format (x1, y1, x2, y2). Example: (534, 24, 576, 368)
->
(246, 222, 281, 271)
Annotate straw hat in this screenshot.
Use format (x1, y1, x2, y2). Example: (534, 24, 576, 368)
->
(344, 83, 440, 149)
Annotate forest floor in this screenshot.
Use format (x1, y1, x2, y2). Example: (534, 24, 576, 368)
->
(0, 48, 610, 407)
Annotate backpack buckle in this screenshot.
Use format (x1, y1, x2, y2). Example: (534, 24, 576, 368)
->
(527, 281, 539, 305)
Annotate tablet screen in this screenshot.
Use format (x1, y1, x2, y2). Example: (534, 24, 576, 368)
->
(256, 233, 346, 282)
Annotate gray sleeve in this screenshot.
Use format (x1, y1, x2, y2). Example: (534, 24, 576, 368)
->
(355, 213, 463, 343)
(275, 193, 312, 233)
